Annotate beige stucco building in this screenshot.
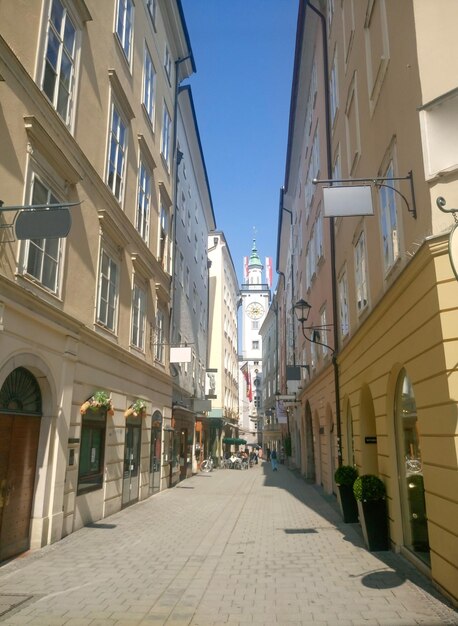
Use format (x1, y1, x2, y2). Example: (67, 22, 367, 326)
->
(279, 0, 458, 602)
(0, 0, 194, 560)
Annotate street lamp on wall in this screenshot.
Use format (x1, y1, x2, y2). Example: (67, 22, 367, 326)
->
(293, 299, 334, 355)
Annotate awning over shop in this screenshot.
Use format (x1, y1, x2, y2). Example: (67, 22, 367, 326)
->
(223, 437, 247, 445)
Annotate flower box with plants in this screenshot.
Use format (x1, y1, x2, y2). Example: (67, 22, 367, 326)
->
(334, 465, 359, 523)
(124, 399, 147, 418)
(80, 390, 114, 416)
(353, 474, 389, 551)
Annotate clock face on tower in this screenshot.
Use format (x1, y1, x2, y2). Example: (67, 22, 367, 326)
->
(246, 302, 264, 320)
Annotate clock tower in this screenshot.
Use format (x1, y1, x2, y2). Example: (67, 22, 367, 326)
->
(239, 240, 271, 441)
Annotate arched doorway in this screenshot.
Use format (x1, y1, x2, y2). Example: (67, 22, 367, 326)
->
(313, 410, 322, 486)
(305, 402, 315, 482)
(0, 367, 42, 561)
(150, 411, 162, 495)
(359, 385, 379, 475)
(395, 370, 430, 562)
(345, 400, 356, 466)
(122, 415, 141, 508)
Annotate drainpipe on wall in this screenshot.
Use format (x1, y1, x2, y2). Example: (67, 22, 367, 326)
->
(305, 0, 342, 467)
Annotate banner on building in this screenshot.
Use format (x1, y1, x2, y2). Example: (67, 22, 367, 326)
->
(276, 398, 288, 424)
(243, 256, 249, 282)
(265, 256, 273, 287)
(240, 362, 252, 402)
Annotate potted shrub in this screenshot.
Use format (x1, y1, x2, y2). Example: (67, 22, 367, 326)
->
(353, 474, 389, 551)
(334, 465, 359, 523)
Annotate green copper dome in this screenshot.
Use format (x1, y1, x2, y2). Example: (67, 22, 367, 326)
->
(249, 239, 263, 268)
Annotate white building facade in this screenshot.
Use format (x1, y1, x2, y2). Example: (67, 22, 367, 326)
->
(238, 241, 271, 443)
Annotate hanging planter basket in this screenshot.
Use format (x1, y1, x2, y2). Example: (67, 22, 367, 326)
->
(80, 390, 114, 415)
(124, 399, 147, 418)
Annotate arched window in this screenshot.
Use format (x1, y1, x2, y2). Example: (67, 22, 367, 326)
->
(395, 369, 430, 561)
(0, 367, 42, 415)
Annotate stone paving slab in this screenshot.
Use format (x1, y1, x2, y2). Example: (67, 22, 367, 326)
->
(0, 462, 456, 625)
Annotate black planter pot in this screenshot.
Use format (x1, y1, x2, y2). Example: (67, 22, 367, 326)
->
(357, 499, 389, 551)
(337, 484, 359, 523)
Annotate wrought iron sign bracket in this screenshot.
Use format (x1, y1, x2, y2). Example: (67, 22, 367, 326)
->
(313, 171, 417, 219)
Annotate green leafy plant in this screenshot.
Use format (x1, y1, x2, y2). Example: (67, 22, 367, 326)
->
(81, 390, 113, 415)
(92, 390, 111, 406)
(334, 465, 358, 486)
(132, 398, 147, 415)
(353, 474, 386, 502)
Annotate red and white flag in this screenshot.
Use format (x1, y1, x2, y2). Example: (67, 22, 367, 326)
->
(266, 257, 273, 287)
(240, 362, 253, 402)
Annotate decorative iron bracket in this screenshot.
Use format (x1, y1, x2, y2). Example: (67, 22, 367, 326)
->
(313, 171, 417, 219)
(436, 196, 458, 222)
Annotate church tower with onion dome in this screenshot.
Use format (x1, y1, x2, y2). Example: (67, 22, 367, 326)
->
(238, 240, 272, 443)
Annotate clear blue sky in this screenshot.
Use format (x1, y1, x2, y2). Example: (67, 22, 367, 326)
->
(181, 0, 299, 286)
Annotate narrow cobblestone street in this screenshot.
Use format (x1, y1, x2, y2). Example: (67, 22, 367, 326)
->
(0, 462, 456, 626)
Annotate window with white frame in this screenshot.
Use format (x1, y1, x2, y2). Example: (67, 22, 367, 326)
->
(142, 45, 156, 124)
(164, 44, 172, 83)
(338, 268, 349, 337)
(131, 283, 146, 350)
(146, 0, 157, 27)
(327, 0, 335, 29)
(154, 308, 165, 363)
(178, 252, 184, 286)
(319, 307, 328, 357)
(315, 209, 324, 262)
(330, 49, 339, 124)
(23, 176, 63, 294)
(355, 231, 368, 312)
(42, 0, 77, 126)
(161, 103, 171, 166)
(379, 161, 399, 272)
(115, 0, 133, 64)
(97, 248, 119, 332)
(158, 203, 170, 272)
(106, 104, 127, 202)
(136, 161, 151, 242)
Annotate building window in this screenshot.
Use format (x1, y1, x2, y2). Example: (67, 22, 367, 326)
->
(42, 0, 77, 126)
(252, 321, 259, 330)
(77, 410, 106, 495)
(23, 176, 63, 294)
(252, 341, 259, 350)
(146, 0, 156, 27)
(330, 49, 339, 124)
(115, 0, 133, 64)
(379, 161, 399, 272)
(107, 104, 127, 202)
(355, 231, 368, 312)
(155, 308, 165, 363)
(315, 210, 324, 262)
(142, 45, 156, 124)
(136, 161, 151, 242)
(131, 283, 146, 350)
(164, 44, 172, 83)
(97, 249, 119, 332)
(161, 103, 171, 166)
(158, 203, 170, 272)
(338, 268, 349, 337)
(319, 307, 328, 356)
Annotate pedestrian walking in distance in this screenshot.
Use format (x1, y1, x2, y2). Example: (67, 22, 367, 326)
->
(271, 448, 278, 471)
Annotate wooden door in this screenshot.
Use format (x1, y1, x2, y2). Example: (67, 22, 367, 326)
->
(0, 415, 40, 561)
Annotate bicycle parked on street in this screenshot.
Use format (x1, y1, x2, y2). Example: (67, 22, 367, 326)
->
(200, 457, 214, 472)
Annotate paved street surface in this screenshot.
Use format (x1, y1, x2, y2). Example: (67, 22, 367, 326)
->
(0, 462, 457, 626)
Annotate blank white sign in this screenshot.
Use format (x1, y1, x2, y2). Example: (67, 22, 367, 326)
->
(323, 185, 374, 217)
